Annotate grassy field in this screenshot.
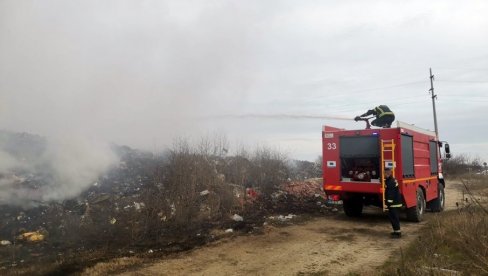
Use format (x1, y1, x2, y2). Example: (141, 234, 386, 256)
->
(381, 176, 488, 275)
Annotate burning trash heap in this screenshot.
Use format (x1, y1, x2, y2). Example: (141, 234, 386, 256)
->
(0, 131, 328, 274)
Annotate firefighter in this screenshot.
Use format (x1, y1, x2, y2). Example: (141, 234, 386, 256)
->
(355, 105, 395, 128)
(384, 167, 402, 238)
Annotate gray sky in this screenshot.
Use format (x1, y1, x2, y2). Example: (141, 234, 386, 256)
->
(1, 0, 488, 161)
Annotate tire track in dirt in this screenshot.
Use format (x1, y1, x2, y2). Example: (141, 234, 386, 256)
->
(112, 183, 462, 276)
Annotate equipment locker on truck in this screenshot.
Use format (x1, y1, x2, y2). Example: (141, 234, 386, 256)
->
(322, 120, 450, 222)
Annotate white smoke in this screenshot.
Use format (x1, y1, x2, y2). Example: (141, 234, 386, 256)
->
(0, 134, 118, 207)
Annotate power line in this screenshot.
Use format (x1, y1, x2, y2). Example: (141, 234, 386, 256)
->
(310, 80, 426, 98)
(344, 80, 426, 93)
(441, 96, 488, 102)
(437, 80, 488, 83)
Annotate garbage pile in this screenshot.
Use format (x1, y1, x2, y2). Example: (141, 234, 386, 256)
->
(17, 230, 46, 243)
(0, 146, 168, 270)
(0, 132, 329, 273)
(268, 179, 328, 213)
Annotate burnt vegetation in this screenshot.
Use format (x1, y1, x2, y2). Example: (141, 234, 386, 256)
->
(0, 132, 325, 275)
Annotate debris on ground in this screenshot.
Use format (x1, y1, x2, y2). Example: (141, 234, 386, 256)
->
(0, 240, 11, 246)
(268, 214, 297, 222)
(281, 179, 326, 200)
(133, 202, 145, 211)
(17, 231, 45, 243)
(265, 179, 330, 213)
(0, 132, 331, 275)
(232, 214, 244, 222)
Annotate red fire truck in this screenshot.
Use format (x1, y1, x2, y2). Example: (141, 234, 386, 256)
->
(322, 119, 450, 222)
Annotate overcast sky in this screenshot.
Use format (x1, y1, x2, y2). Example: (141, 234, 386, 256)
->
(1, 0, 487, 161)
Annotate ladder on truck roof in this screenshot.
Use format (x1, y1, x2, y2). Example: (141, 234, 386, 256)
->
(381, 139, 396, 212)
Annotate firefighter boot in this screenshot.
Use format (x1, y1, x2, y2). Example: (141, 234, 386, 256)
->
(390, 231, 402, 238)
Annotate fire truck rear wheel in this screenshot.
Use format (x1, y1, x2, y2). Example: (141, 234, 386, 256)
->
(406, 188, 426, 222)
(343, 196, 363, 217)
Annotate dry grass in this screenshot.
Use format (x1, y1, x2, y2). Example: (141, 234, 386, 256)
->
(382, 176, 488, 276)
(81, 257, 144, 276)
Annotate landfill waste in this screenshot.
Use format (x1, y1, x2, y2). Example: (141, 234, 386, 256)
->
(1, 240, 12, 246)
(133, 202, 145, 211)
(269, 214, 296, 222)
(264, 179, 330, 213)
(281, 180, 326, 199)
(17, 231, 45, 243)
(232, 214, 244, 222)
(0, 131, 331, 273)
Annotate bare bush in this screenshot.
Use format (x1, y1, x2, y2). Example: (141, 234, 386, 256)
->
(76, 138, 291, 248)
(0, 135, 302, 274)
(248, 146, 290, 196)
(223, 155, 252, 187)
(163, 138, 235, 228)
(443, 153, 485, 176)
(288, 159, 322, 181)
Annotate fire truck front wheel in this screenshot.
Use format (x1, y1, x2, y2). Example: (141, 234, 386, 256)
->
(406, 188, 426, 222)
(343, 196, 363, 217)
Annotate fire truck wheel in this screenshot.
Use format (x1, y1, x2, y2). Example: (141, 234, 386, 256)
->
(429, 184, 445, 212)
(406, 188, 426, 222)
(343, 196, 363, 217)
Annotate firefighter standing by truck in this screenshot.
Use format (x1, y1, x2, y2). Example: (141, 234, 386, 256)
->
(384, 167, 402, 238)
(355, 105, 395, 128)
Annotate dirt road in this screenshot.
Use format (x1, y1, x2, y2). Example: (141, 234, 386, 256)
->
(104, 183, 463, 276)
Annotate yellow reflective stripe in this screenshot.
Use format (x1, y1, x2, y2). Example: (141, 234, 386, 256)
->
(378, 112, 394, 117)
(376, 106, 393, 117)
(389, 204, 402, 207)
(403, 176, 437, 184)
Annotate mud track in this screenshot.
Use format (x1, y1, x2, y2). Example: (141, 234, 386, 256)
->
(108, 183, 462, 276)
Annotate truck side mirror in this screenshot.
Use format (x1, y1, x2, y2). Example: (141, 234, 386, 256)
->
(444, 143, 451, 159)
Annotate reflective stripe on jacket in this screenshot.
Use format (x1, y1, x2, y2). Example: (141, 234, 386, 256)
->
(375, 105, 394, 118)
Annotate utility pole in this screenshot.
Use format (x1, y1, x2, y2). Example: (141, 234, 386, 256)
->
(429, 68, 439, 139)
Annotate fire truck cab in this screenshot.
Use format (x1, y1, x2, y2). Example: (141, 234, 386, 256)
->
(322, 121, 448, 222)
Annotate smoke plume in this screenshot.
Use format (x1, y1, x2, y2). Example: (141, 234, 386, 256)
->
(0, 132, 118, 207)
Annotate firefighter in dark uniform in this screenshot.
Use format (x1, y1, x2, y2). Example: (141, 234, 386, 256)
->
(355, 105, 395, 128)
(384, 167, 402, 238)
